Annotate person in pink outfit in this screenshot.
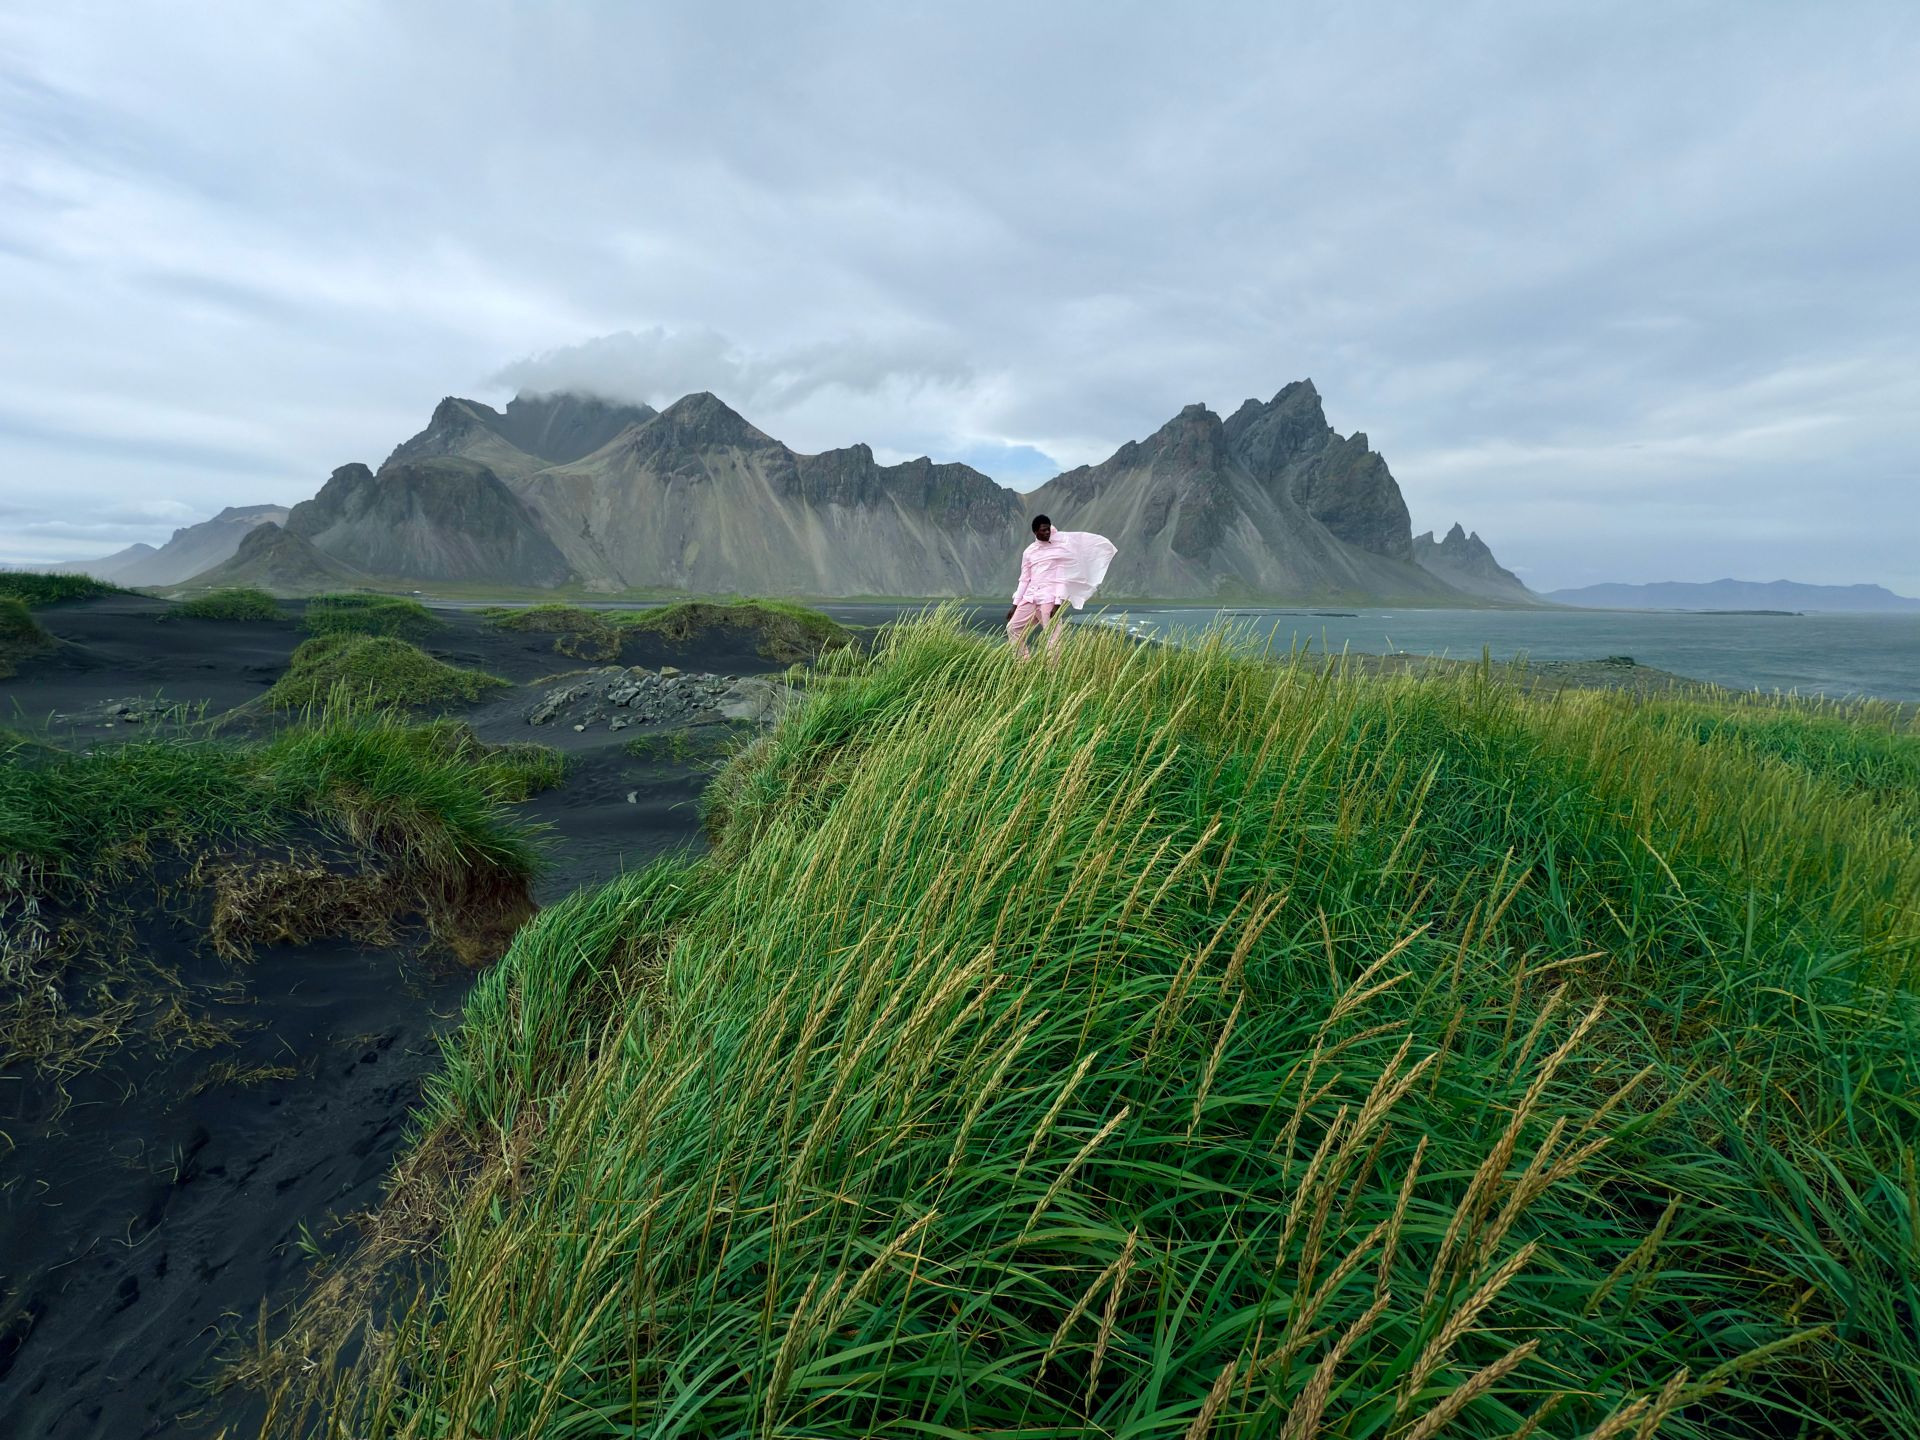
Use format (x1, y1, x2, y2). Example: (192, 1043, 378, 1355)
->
(1005, 514, 1118, 662)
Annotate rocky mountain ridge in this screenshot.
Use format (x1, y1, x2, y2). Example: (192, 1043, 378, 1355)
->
(1413, 523, 1535, 603)
(139, 383, 1531, 603)
(185, 521, 373, 593)
(1026, 381, 1457, 600)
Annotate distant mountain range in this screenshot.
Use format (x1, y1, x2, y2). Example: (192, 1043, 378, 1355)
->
(1546, 580, 1920, 613)
(54, 384, 1542, 603)
(46, 505, 288, 586)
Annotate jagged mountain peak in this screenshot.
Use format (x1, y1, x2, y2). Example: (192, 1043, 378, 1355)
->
(388, 392, 660, 472)
(1413, 524, 1532, 603)
(651, 391, 773, 447)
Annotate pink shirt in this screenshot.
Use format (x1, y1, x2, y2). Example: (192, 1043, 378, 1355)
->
(1013, 538, 1076, 606)
(1012, 530, 1117, 609)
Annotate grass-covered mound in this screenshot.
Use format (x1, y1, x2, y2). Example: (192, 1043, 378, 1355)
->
(2, 713, 557, 1073)
(625, 598, 852, 662)
(1642, 695, 1920, 820)
(0, 595, 55, 678)
(482, 603, 629, 661)
(0, 571, 120, 606)
(171, 586, 283, 622)
(295, 616, 1919, 1438)
(263, 635, 505, 712)
(302, 593, 439, 640)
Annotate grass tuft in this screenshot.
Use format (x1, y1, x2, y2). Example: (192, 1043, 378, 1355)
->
(622, 598, 852, 661)
(172, 586, 283, 622)
(0, 571, 121, 607)
(263, 635, 505, 712)
(0, 596, 55, 677)
(482, 603, 627, 661)
(302, 593, 439, 640)
(2, 710, 559, 1073)
(284, 613, 1920, 1438)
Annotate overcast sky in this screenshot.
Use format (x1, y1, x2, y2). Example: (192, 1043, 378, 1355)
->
(3, 2, 1917, 592)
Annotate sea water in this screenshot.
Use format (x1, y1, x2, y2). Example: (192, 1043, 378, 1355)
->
(1104, 608, 1920, 703)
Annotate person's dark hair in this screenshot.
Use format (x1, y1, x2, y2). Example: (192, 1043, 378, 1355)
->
(1031, 514, 1052, 534)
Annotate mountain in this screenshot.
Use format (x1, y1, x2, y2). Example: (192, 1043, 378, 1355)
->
(515, 392, 1024, 594)
(287, 459, 573, 587)
(273, 390, 1022, 595)
(41, 542, 158, 579)
(1413, 523, 1534, 603)
(171, 382, 1520, 604)
(383, 392, 658, 475)
(59, 506, 289, 586)
(1546, 579, 1920, 613)
(181, 521, 373, 595)
(1024, 381, 1462, 601)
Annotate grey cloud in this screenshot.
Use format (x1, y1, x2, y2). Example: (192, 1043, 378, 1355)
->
(1, 2, 1917, 591)
(490, 327, 975, 421)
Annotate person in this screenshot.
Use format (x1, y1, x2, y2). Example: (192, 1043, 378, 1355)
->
(1005, 515, 1117, 662)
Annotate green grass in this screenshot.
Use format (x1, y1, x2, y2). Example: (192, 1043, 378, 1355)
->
(482, 603, 629, 661)
(302, 593, 439, 640)
(1, 711, 554, 884)
(483, 599, 855, 665)
(2, 711, 560, 1073)
(0, 571, 121, 606)
(623, 598, 853, 661)
(262, 635, 506, 712)
(1643, 695, 1920, 819)
(0, 596, 54, 678)
(286, 614, 1919, 1438)
(171, 586, 283, 622)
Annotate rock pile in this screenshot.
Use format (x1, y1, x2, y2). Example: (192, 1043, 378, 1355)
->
(527, 666, 794, 732)
(53, 697, 180, 728)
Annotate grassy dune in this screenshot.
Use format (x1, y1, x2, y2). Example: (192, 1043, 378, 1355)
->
(624, 598, 854, 660)
(484, 598, 855, 665)
(0, 596, 54, 678)
(0, 571, 121, 606)
(288, 615, 1916, 1437)
(303, 593, 440, 640)
(172, 585, 284, 621)
(1, 714, 558, 1073)
(263, 635, 506, 712)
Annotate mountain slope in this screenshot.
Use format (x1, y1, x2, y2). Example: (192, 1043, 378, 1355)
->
(1027, 383, 1464, 601)
(1414, 523, 1534, 603)
(383, 392, 659, 476)
(180, 522, 373, 596)
(502, 392, 1025, 595)
(286, 459, 573, 586)
(41, 542, 158, 579)
(56, 506, 290, 586)
(1546, 579, 1920, 613)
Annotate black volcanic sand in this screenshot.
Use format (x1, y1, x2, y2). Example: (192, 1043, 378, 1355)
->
(1, 931, 469, 1438)
(0, 594, 306, 735)
(0, 598, 925, 1439)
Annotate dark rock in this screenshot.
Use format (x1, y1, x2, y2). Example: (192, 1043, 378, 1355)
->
(1412, 523, 1534, 603)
